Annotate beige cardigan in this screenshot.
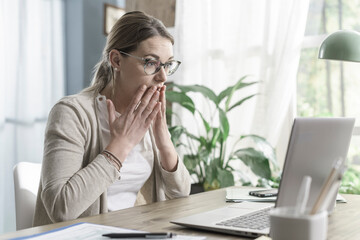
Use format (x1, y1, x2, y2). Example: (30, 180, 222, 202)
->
(33, 91, 191, 227)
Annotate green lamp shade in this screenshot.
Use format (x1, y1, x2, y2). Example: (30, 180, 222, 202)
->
(318, 30, 360, 62)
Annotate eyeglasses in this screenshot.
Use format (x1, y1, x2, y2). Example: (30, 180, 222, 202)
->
(115, 50, 181, 76)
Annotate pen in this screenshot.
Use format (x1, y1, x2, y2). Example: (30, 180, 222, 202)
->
(102, 232, 175, 239)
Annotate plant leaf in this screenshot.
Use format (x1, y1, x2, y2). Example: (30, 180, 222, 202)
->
(233, 148, 272, 179)
(166, 91, 195, 114)
(173, 84, 219, 105)
(211, 157, 222, 168)
(168, 125, 186, 147)
(240, 134, 279, 170)
(183, 154, 200, 172)
(204, 164, 216, 185)
(226, 165, 235, 171)
(219, 108, 229, 141)
(224, 76, 250, 111)
(217, 168, 234, 187)
(185, 131, 201, 142)
(210, 128, 221, 148)
(218, 75, 249, 102)
(196, 110, 211, 133)
(228, 94, 257, 112)
(340, 167, 360, 194)
(199, 136, 210, 151)
(218, 76, 257, 104)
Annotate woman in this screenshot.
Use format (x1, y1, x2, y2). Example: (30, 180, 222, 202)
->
(33, 11, 191, 226)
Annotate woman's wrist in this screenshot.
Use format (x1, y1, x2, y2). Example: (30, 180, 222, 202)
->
(102, 150, 122, 171)
(158, 146, 178, 172)
(105, 139, 131, 163)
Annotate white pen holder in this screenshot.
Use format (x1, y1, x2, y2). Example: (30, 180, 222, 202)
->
(269, 207, 328, 240)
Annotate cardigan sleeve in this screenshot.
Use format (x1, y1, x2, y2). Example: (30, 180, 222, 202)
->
(40, 101, 119, 223)
(149, 129, 191, 200)
(158, 155, 192, 199)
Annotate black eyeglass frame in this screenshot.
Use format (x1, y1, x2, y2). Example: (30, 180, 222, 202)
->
(114, 49, 181, 76)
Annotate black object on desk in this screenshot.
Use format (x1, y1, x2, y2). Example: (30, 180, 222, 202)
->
(249, 188, 278, 197)
(102, 232, 175, 239)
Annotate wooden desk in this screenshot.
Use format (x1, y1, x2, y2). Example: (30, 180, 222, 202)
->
(2, 188, 360, 240)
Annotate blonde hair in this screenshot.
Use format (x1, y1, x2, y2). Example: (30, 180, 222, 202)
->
(84, 11, 174, 95)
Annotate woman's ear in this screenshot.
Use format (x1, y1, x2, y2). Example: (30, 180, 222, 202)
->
(109, 49, 121, 70)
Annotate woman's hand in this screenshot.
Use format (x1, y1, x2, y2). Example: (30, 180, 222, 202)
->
(152, 85, 178, 172)
(105, 85, 161, 162)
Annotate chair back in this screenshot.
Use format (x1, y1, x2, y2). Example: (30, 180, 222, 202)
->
(13, 162, 41, 230)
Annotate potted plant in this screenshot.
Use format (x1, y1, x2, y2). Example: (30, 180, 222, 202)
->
(166, 76, 279, 192)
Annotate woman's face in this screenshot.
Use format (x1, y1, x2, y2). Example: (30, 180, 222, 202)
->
(116, 36, 174, 99)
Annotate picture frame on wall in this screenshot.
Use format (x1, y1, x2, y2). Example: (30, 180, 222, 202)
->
(104, 3, 125, 35)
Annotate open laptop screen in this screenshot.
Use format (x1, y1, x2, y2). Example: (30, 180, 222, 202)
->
(276, 117, 355, 212)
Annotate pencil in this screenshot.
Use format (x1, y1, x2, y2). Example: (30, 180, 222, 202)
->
(310, 158, 343, 215)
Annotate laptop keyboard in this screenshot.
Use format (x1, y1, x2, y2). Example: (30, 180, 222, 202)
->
(215, 207, 272, 230)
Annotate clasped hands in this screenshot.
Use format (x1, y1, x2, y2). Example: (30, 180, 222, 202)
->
(105, 85, 178, 172)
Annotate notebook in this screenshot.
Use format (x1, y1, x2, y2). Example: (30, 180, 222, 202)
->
(225, 187, 347, 203)
(171, 117, 355, 238)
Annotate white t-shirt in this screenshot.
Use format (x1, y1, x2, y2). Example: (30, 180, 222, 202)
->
(96, 95, 154, 211)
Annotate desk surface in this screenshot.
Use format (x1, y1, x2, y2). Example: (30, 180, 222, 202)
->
(2, 187, 360, 240)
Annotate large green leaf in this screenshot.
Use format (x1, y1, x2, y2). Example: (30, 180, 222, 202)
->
(227, 94, 257, 112)
(183, 154, 200, 172)
(224, 76, 249, 111)
(199, 136, 214, 155)
(218, 76, 257, 104)
(166, 91, 195, 114)
(233, 148, 271, 179)
(172, 84, 219, 105)
(217, 168, 234, 187)
(239, 134, 279, 169)
(198, 147, 211, 159)
(210, 157, 222, 168)
(196, 110, 211, 133)
(219, 108, 229, 141)
(218, 75, 248, 101)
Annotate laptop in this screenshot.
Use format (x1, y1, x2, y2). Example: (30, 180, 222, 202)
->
(171, 117, 355, 238)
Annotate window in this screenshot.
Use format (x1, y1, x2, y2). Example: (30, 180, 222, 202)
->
(297, 0, 360, 193)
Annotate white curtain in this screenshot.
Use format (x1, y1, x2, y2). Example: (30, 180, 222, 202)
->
(174, 0, 309, 167)
(0, 0, 65, 233)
